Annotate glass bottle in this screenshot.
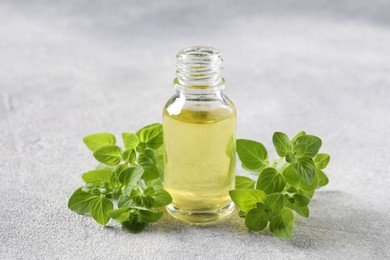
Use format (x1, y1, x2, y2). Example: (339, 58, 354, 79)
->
(162, 46, 236, 223)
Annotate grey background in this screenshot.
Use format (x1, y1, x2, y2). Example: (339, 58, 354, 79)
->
(1, 0, 389, 259)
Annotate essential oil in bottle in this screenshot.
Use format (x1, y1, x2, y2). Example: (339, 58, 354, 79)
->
(163, 46, 236, 223)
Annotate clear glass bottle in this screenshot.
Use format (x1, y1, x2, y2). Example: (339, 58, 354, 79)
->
(162, 46, 236, 223)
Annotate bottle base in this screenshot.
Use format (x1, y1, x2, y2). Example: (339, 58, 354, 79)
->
(166, 202, 235, 224)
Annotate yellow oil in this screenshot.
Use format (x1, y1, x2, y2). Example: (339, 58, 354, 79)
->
(163, 106, 236, 223)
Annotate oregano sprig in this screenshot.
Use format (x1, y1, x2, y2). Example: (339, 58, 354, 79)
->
(230, 131, 330, 238)
(68, 123, 172, 233)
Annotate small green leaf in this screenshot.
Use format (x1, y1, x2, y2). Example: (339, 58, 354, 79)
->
(236, 139, 268, 172)
(68, 188, 98, 214)
(286, 194, 310, 217)
(264, 193, 285, 214)
(136, 123, 163, 149)
(81, 169, 112, 185)
(269, 208, 295, 238)
(285, 152, 295, 163)
(292, 157, 316, 184)
(297, 189, 315, 199)
(293, 143, 306, 156)
(110, 165, 125, 188)
(121, 215, 147, 233)
(272, 132, 292, 157)
(137, 154, 160, 181)
(293, 135, 322, 157)
(292, 194, 310, 206)
(93, 145, 122, 166)
(235, 176, 256, 189)
(300, 170, 318, 191)
(317, 169, 329, 188)
(256, 167, 285, 194)
(118, 193, 142, 208)
(89, 196, 114, 225)
(229, 189, 266, 212)
(139, 210, 163, 222)
(152, 188, 172, 207)
(122, 149, 136, 164)
(140, 148, 156, 164)
(122, 132, 139, 150)
(291, 131, 306, 143)
(313, 153, 330, 169)
(239, 210, 247, 217)
(108, 207, 131, 222)
(83, 133, 116, 152)
(245, 206, 269, 231)
(119, 166, 144, 186)
(286, 199, 309, 218)
(147, 178, 164, 189)
(136, 142, 146, 153)
(282, 165, 300, 186)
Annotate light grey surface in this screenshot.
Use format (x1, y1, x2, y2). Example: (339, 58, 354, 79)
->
(1, 0, 390, 259)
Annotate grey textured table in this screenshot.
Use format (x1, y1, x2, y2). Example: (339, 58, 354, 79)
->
(1, 1, 389, 259)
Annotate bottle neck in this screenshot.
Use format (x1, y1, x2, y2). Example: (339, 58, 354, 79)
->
(174, 46, 225, 94)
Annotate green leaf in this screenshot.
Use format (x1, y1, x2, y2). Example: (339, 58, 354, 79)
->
(136, 142, 146, 153)
(285, 152, 295, 163)
(313, 153, 330, 169)
(239, 210, 247, 217)
(292, 157, 316, 184)
(121, 215, 147, 233)
(139, 210, 163, 222)
(122, 149, 136, 164)
(152, 188, 172, 207)
(286, 200, 309, 218)
(286, 194, 310, 217)
(136, 123, 163, 149)
(108, 207, 131, 222)
(93, 145, 122, 166)
(235, 176, 255, 189)
(110, 165, 125, 188)
(264, 193, 285, 214)
(292, 194, 310, 206)
(119, 166, 144, 186)
(68, 188, 98, 214)
(147, 178, 164, 189)
(118, 193, 142, 208)
(282, 165, 300, 186)
(272, 132, 292, 157)
(137, 154, 160, 181)
(229, 189, 266, 212)
(300, 170, 318, 191)
(293, 143, 306, 156)
(269, 208, 295, 238)
(291, 131, 306, 143)
(236, 139, 268, 172)
(81, 169, 112, 185)
(317, 169, 329, 188)
(297, 189, 315, 199)
(89, 196, 114, 225)
(256, 167, 285, 194)
(140, 148, 156, 164)
(245, 205, 269, 231)
(293, 135, 322, 157)
(83, 133, 116, 152)
(122, 132, 139, 150)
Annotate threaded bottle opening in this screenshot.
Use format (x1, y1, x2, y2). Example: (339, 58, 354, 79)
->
(175, 46, 224, 90)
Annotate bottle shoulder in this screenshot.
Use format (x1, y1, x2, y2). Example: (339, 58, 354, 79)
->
(163, 92, 236, 124)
